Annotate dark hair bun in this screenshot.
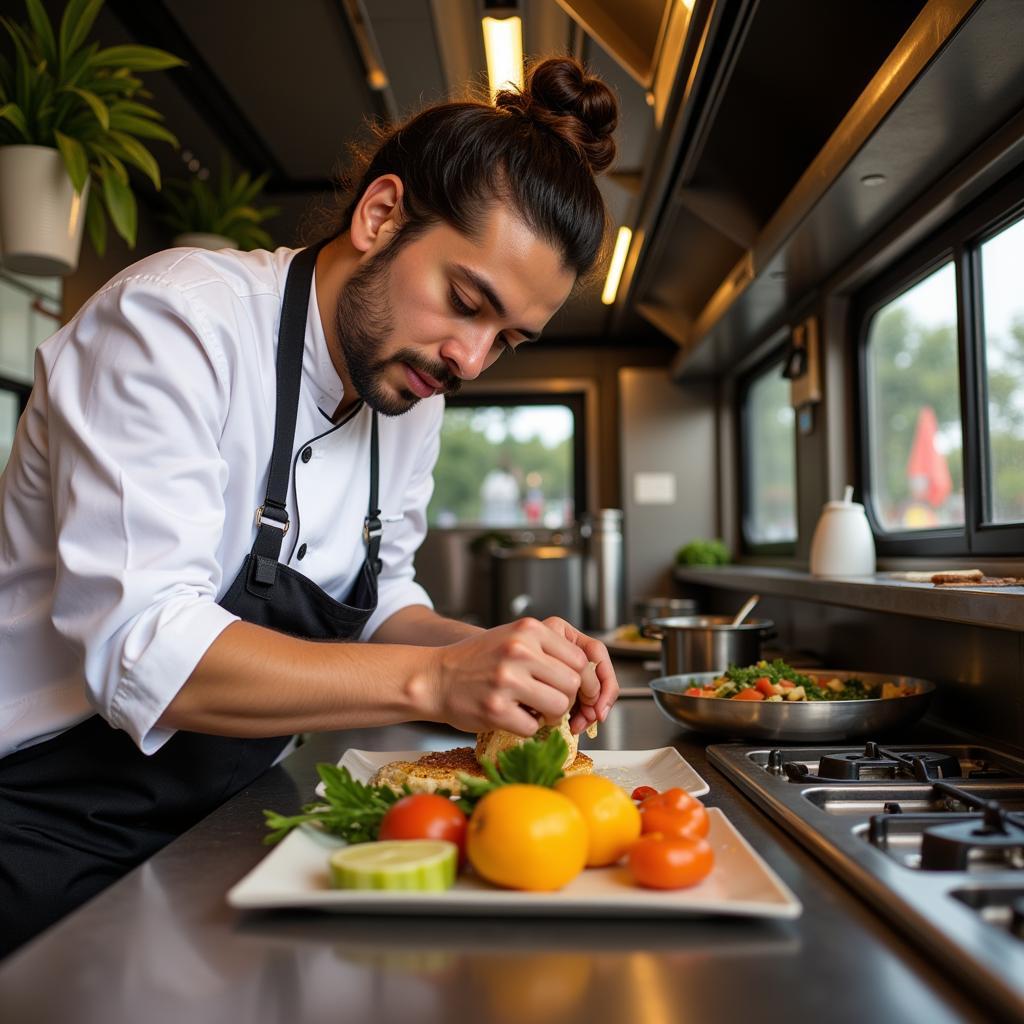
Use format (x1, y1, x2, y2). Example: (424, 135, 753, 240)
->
(496, 57, 618, 175)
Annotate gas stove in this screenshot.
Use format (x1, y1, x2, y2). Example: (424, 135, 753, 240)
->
(709, 740, 1024, 1022)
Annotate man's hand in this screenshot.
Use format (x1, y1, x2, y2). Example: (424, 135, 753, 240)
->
(423, 617, 593, 737)
(539, 616, 619, 734)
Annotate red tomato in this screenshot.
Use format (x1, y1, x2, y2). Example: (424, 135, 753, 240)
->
(779, 679, 796, 689)
(631, 785, 658, 802)
(639, 788, 710, 839)
(683, 687, 704, 697)
(754, 677, 777, 697)
(628, 833, 715, 889)
(732, 688, 765, 701)
(640, 801, 709, 840)
(641, 788, 697, 814)
(378, 794, 468, 863)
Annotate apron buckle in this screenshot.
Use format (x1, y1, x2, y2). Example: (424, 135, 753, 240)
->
(255, 504, 290, 534)
(363, 514, 382, 544)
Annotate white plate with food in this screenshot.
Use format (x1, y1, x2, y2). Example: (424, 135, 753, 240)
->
(598, 624, 661, 658)
(328, 744, 709, 801)
(229, 747, 800, 919)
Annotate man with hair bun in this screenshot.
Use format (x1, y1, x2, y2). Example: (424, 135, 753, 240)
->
(0, 56, 621, 950)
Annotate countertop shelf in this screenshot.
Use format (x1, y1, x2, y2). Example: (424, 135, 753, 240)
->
(673, 565, 1024, 631)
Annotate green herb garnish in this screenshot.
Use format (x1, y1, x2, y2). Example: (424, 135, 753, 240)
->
(455, 729, 569, 813)
(262, 762, 405, 845)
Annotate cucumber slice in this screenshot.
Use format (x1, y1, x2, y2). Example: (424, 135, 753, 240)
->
(329, 840, 458, 891)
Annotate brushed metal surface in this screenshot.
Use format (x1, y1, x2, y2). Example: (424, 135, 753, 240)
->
(708, 741, 1024, 1023)
(0, 676, 983, 1024)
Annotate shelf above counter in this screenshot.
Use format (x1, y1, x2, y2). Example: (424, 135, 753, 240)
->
(673, 565, 1024, 631)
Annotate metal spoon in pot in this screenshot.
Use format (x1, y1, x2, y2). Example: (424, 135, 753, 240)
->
(731, 594, 760, 626)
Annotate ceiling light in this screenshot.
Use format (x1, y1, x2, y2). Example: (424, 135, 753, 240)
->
(861, 173, 887, 187)
(602, 226, 632, 305)
(482, 15, 524, 103)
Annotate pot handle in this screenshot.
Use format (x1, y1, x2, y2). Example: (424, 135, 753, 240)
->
(760, 627, 779, 642)
(640, 623, 664, 640)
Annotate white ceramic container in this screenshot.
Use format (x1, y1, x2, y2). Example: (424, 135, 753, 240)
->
(0, 145, 89, 276)
(809, 487, 877, 576)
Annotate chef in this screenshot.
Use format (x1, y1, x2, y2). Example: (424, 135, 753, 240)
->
(0, 56, 620, 952)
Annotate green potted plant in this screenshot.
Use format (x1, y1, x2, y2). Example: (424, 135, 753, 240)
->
(160, 157, 280, 252)
(675, 538, 731, 567)
(0, 0, 183, 275)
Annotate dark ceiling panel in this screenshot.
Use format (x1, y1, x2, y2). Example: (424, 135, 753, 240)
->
(161, 0, 379, 183)
(364, 0, 449, 114)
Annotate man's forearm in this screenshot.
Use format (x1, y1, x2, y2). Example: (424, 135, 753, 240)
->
(370, 604, 484, 646)
(157, 620, 439, 737)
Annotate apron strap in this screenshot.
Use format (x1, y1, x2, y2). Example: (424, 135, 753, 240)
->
(248, 241, 326, 594)
(363, 411, 382, 576)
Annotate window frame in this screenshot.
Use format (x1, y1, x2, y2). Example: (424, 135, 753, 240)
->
(429, 390, 588, 531)
(852, 164, 1024, 556)
(737, 343, 798, 556)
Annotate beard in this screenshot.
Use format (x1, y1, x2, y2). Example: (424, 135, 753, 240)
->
(334, 247, 461, 416)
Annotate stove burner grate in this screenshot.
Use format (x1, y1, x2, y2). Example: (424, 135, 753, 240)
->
(920, 802, 1024, 870)
(776, 741, 964, 783)
(868, 780, 1024, 870)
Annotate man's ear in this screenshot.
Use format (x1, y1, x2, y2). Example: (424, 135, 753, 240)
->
(349, 174, 404, 254)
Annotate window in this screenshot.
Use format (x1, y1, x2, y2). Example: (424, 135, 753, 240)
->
(856, 167, 1024, 555)
(0, 271, 60, 472)
(427, 396, 584, 529)
(979, 213, 1024, 525)
(863, 262, 964, 532)
(740, 353, 797, 549)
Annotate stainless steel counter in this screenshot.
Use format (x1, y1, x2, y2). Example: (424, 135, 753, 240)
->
(0, 663, 986, 1024)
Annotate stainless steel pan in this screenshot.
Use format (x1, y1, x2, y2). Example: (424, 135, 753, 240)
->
(650, 669, 936, 742)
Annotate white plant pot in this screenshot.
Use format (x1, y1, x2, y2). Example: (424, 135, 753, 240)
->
(0, 145, 89, 277)
(173, 232, 239, 251)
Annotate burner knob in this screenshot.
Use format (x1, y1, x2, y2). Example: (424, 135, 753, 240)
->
(1011, 899, 1024, 940)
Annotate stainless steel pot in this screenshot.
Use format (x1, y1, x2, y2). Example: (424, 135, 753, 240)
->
(642, 615, 774, 676)
(490, 545, 583, 626)
(649, 669, 936, 741)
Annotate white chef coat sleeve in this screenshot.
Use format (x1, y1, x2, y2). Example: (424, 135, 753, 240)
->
(360, 398, 444, 639)
(45, 273, 240, 753)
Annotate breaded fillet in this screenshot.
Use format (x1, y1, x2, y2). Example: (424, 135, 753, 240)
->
(476, 711, 580, 771)
(370, 746, 594, 796)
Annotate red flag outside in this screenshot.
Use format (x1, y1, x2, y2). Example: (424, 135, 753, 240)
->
(906, 405, 952, 508)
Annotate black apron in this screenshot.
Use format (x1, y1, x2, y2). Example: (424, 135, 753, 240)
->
(0, 241, 382, 955)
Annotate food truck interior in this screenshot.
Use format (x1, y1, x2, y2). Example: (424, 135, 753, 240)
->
(2, 1, 1024, 1021)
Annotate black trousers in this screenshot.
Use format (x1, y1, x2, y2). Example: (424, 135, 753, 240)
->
(0, 716, 288, 958)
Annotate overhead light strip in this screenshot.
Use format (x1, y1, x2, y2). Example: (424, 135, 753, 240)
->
(602, 226, 632, 305)
(482, 15, 524, 103)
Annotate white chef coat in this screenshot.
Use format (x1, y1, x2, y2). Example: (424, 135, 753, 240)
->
(0, 245, 442, 759)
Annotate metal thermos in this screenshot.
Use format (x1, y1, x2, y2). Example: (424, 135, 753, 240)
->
(584, 509, 624, 631)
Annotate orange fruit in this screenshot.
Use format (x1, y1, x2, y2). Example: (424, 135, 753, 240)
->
(466, 784, 587, 890)
(554, 774, 642, 867)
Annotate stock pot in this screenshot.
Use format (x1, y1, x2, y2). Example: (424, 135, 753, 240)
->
(643, 615, 775, 676)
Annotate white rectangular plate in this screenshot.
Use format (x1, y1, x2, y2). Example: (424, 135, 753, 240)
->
(229, 749, 801, 919)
